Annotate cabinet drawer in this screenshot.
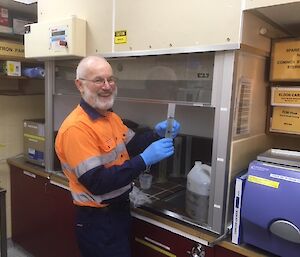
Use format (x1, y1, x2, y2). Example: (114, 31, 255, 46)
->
(132, 218, 214, 257)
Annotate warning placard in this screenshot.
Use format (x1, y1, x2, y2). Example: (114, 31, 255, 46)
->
(114, 30, 127, 44)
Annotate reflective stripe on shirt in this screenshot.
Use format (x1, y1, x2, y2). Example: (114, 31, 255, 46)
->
(125, 129, 135, 144)
(71, 183, 132, 204)
(62, 142, 128, 178)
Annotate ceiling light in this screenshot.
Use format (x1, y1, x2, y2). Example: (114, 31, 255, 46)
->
(12, 0, 37, 4)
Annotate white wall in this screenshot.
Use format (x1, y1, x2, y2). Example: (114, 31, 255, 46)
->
(0, 95, 45, 238)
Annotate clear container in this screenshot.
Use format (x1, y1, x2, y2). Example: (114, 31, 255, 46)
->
(139, 173, 153, 190)
(185, 161, 211, 224)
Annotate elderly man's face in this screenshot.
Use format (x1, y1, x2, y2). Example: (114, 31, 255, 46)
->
(77, 59, 117, 113)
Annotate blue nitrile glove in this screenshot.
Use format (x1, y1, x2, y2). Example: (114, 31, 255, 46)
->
(140, 138, 174, 166)
(154, 119, 181, 138)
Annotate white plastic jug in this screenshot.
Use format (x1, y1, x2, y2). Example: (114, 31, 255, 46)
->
(185, 161, 211, 224)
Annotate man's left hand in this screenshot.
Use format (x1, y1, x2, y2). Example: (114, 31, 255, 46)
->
(155, 120, 181, 138)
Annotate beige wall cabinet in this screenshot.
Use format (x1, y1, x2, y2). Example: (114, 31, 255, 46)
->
(114, 0, 242, 54)
(35, 0, 242, 57)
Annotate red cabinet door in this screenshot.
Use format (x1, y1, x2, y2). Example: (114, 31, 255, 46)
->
(44, 180, 81, 257)
(132, 218, 214, 257)
(10, 166, 50, 256)
(214, 245, 246, 257)
(10, 165, 81, 257)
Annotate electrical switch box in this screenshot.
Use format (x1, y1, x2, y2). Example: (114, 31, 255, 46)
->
(24, 17, 86, 59)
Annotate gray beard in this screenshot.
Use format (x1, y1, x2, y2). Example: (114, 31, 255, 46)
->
(82, 88, 117, 111)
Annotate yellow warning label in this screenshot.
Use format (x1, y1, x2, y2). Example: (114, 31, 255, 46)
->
(24, 133, 45, 141)
(114, 30, 127, 44)
(8, 63, 14, 73)
(248, 175, 279, 188)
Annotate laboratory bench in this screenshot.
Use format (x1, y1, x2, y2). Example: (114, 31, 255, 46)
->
(7, 157, 278, 257)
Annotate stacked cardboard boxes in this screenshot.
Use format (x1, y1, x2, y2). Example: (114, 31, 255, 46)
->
(269, 38, 300, 135)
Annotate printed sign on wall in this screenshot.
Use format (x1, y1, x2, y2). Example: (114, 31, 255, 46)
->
(270, 39, 300, 81)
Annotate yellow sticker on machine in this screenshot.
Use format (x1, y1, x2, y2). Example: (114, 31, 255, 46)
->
(248, 175, 279, 188)
(114, 30, 127, 44)
(24, 133, 45, 141)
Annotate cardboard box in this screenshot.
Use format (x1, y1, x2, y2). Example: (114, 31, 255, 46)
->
(0, 24, 12, 33)
(270, 38, 300, 81)
(0, 61, 21, 76)
(0, 7, 9, 27)
(23, 119, 45, 167)
(0, 40, 24, 58)
(13, 18, 32, 35)
(271, 87, 300, 107)
(270, 106, 300, 135)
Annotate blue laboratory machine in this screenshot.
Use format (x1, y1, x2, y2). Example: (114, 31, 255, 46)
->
(241, 149, 300, 257)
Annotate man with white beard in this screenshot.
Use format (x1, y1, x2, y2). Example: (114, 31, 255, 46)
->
(55, 56, 180, 257)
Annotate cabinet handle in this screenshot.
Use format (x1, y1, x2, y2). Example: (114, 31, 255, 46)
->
(23, 170, 36, 178)
(49, 180, 69, 190)
(144, 236, 171, 251)
(135, 237, 175, 257)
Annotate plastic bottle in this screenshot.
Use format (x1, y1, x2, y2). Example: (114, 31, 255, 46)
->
(185, 161, 211, 224)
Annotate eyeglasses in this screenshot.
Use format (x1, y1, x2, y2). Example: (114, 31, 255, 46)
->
(79, 76, 118, 86)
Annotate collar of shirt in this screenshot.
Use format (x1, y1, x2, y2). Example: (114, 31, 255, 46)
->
(80, 98, 105, 120)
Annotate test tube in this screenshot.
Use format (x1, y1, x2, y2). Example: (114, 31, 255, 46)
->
(165, 103, 176, 138)
(158, 103, 176, 182)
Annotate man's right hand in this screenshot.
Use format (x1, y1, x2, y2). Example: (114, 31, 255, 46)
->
(140, 138, 174, 166)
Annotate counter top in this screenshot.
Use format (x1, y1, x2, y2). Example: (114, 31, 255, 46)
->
(7, 157, 68, 186)
(7, 157, 278, 257)
(132, 208, 277, 257)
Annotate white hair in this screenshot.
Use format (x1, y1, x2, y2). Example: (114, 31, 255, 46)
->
(76, 55, 108, 79)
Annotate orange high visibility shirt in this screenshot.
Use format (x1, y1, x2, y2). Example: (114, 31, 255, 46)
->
(55, 101, 139, 207)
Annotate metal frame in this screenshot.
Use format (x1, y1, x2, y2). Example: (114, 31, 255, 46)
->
(208, 51, 236, 233)
(103, 43, 240, 58)
(0, 188, 7, 257)
(44, 61, 55, 172)
(44, 51, 237, 235)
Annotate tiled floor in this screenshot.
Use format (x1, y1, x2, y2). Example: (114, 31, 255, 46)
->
(7, 240, 34, 257)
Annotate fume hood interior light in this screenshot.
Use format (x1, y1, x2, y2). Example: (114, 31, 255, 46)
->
(13, 0, 37, 4)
